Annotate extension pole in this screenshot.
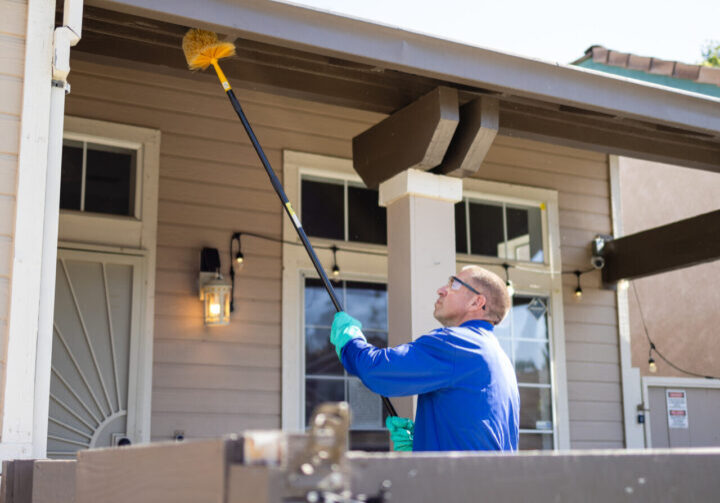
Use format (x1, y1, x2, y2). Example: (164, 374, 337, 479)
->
(212, 62, 398, 418)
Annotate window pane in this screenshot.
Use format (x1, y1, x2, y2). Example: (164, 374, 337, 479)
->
(497, 337, 512, 360)
(348, 185, 386, 244)
(304, 278, 342, 328)
(348, 377, 382, 429)
(305, 327, 343, 376)
(519, 386, 553, 430)
(494, 309, 512, 339)
(514, 340, 550, 384)
(302, 179, 344, 240)
(519, 433, 553, 450)
(512, 296, 548, 340)
(454, 201, 467, 254)
(506, 205, 544, 263)
(305, 378, 344, 426)
(60, 140, 83, 210)
(468, 202, 504, 257)
(345, 281, 387, 331)
(84, 143, 135, 216)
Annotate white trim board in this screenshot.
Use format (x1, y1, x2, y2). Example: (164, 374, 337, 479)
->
(281, 151, 569, 450)
(610, 155, 645, 449)
(1, 0, 55, 456)
(641, 376, 720, 448)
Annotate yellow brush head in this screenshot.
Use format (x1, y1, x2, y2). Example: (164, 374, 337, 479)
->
(182, 29, 236, 70)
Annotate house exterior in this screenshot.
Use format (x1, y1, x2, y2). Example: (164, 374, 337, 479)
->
(1, 0, 719, 464)
(574, 46, 720, 448)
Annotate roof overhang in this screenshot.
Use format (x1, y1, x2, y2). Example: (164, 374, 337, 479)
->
(92, 0, 720, 137)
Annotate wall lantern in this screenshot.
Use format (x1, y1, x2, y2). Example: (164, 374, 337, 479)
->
(198, 247, 231, 326)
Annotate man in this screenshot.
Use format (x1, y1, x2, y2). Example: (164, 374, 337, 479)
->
(330, 265, 519, 452)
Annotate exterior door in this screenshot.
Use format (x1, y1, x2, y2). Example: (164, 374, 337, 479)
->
(47, 249, 143, 458)
(645, 380, 720, 448)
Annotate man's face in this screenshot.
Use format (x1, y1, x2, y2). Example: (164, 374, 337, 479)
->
(433, 270, 483, 327)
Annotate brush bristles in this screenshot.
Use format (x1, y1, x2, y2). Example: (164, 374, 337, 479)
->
(182, 29, 236, 70)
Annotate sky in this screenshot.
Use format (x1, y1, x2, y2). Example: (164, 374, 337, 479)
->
(283, 0, 719, 66)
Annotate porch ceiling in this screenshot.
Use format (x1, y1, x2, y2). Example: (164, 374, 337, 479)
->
(71, 3, 720, 173)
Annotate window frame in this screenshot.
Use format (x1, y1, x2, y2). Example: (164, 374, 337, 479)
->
(60, 117, 153, 249)
(282, 152, 569, 450)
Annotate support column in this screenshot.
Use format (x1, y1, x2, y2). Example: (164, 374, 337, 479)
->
(379, 169, 462, 419)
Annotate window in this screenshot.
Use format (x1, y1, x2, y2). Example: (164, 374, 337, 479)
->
(495, 295, 554, 449)
(60, 139, 138, 217)
(304, 278, 389, 451)
(301, 176, 386, 245)
(283, 152, 568, 451)
(455, 198, 544, 263)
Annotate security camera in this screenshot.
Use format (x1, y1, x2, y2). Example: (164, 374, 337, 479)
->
(590, 255, 605, 270)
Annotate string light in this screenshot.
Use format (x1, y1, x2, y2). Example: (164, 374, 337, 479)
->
(648, 343, 658, 373)
(574, 270, 583, 300)
(632, 283, 718, 380)
(229, 232, 244, 313)
(502, 263, 515, 297)
(331, 245, 340, 280)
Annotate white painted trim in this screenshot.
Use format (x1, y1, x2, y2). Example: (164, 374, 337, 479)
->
(378, 169, 463, 206)
(281, 152, 568, 449)
(2, 0, 55, 453)
(641, 376, 720, 448)
(609, 155, 645, 449)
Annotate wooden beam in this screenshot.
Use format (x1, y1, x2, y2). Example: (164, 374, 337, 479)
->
(602, 209, 720, 283)
(434, 96, 498, 178)
(352, 87, 459, 188)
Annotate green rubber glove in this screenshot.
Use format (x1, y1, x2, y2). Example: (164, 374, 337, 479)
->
(386, 416, 414, 452)
(330, 312, 366, 359)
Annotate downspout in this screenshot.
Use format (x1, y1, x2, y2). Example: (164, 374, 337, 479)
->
(32, 0, 83, 458)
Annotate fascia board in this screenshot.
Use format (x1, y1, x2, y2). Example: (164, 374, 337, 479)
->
(92, 0, 720, 136)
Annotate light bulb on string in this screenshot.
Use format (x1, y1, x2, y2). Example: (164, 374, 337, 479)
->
(574, 270, 583, 300)
(502, 263, 514, 297)
(648, 343, 658, 373)
(331, 245, 340, 281)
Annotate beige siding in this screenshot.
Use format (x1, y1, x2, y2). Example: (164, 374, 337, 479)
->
(65, 58, 620, 446)
(0, 0, 25, 437)
(65, 58, 382, 440)
(474, 136, 622, 447)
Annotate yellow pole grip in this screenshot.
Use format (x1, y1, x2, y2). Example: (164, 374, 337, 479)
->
(211, 59, 232, 92)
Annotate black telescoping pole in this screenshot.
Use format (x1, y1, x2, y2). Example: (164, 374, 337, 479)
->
(224, 89, 398, 418)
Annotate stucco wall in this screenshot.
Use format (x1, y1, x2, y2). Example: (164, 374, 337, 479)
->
(620, 157, 720, 379)
(0, 0, 27, 439)
(64, 56, 621, 447)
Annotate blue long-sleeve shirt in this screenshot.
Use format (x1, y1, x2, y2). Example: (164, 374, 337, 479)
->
(341, 319, 519, 451)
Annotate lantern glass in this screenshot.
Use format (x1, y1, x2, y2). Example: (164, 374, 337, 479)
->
(201, 280, 231, 326)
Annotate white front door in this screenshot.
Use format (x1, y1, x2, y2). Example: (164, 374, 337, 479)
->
(47, 249, 144, 458)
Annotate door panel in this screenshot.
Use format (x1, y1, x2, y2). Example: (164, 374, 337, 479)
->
(47, 249, 141, 458)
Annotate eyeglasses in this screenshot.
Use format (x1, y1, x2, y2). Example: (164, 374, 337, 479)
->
(447, 275, 487, 312)
(448, 275, 481, 295)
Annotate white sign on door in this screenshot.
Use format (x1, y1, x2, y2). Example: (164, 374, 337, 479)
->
(666, 389, 689, 429)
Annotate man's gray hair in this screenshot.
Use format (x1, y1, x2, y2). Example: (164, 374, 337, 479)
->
(462, 265, 511, 325)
